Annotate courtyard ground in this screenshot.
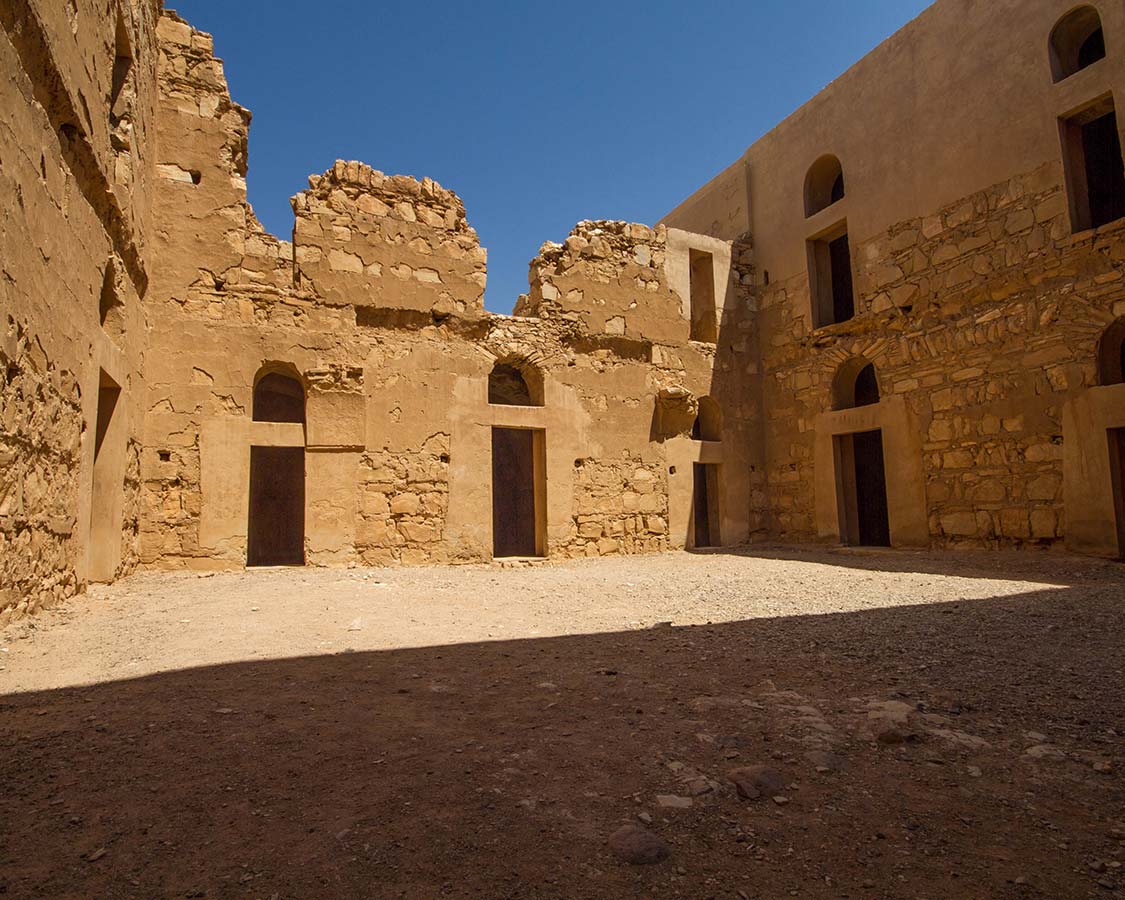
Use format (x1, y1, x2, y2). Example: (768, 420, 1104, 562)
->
(0, 546, 1122, 899)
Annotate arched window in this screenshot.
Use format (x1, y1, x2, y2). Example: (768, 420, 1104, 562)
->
(833, 358, 880, 410)
(1050, 6, 1106, 82)
(488, 359, 544, 406)
(253, 369, 305, 423)
(691, 396, 722, 441)
(1097, 317, 1125, 385)
(805, 155, 845, 218)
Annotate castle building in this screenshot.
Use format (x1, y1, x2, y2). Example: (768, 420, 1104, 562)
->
(1, 0, 1123, 625)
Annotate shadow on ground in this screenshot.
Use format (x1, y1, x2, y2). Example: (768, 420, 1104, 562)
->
(688, 542, 1120, 584)
(1, 575, 1122, 899)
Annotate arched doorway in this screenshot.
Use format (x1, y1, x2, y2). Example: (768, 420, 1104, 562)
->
(248, 367, 306, 566)
(488, 358, 546, 558)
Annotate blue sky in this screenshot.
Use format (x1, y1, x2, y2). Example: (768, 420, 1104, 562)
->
(173, 0, 933, 312)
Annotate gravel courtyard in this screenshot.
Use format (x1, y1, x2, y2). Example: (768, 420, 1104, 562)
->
(1, 547, 1122, 899)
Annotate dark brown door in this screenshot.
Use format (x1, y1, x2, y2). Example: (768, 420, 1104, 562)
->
(852, 430, 891, 547)
(1111, 429, 1125, 559)
(247, 446, 305, 566)
(492, 428, 538, 557)
(692, 463, 720, 548)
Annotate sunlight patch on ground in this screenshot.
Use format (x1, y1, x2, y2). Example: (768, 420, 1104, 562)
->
(0, 551, 1083, 695)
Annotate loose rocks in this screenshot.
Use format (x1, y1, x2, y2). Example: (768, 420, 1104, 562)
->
(727, 765, 785, 800)
(608, 824, 670, 865)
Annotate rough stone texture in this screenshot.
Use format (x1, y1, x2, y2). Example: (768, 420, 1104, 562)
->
(607, 823, 671, 865)
(0, 323, 82, 626)
(135, 11, 754, 572)
(663, 0, 1125, 557)
(752, 165, 1125, 547)
(0, 0, 156, 623)
(5, 0, 1125, 622)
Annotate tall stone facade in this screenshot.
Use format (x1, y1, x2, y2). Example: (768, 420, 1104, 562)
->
(663, 0, 1125, 558)
(2, 0, 1124, 625)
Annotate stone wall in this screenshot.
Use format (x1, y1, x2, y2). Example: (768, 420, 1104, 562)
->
(755, 162, 1125, 548)
(0, 0, 157, 623)
(293, 161, 487, 314)
(0, 324, 83, 626)
(129, 9, 754, 572)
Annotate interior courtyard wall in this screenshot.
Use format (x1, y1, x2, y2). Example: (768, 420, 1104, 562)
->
(139, 12, 754, 570)
(0, 0, 158, 626)
(663, 0, 1125, 553)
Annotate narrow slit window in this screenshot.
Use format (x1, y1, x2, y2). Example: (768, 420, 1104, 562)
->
(1097, 317, 1125, 385)
(688, 249, 717, 342)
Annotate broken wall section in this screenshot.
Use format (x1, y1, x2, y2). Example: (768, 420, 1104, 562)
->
(292, 160, 487, 315)
(519, 221, 689, 344)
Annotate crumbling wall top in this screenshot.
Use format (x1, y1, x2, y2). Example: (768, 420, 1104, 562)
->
(291, 160, 487, 317)
(518, 219, 693, 344)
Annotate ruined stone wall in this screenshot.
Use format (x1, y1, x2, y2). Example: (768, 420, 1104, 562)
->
(294, 161, 486, 315)
(0, 0, 158, 624)
(139, 10, 755, 571)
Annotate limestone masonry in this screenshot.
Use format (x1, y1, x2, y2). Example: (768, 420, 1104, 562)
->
(2, 0, 1124, 624)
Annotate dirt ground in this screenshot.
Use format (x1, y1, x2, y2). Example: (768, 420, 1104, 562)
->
(1, 547, 1122, 900)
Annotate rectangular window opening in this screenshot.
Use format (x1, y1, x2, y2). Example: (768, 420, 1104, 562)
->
(688, 249, 717, 343)
(1061, 96, 1125, 233)
(808, 222, 855, 328)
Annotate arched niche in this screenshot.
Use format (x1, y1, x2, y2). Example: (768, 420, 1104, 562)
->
(253, 366, 306, 423)
(488, 359, 544, 407)
(1050, 6, 1106, 82)
(805, 154, 845, 218)
(832, 358, 880, 410)
(691, 395, 723, 441)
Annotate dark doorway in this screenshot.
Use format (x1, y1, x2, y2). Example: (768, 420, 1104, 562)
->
(836, 430, 891, 547)
(1110, 429, 1125, 559)
(692, 463, 721, 549)
(247, 446, 305, 566)
(492, 428, 545, 558)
